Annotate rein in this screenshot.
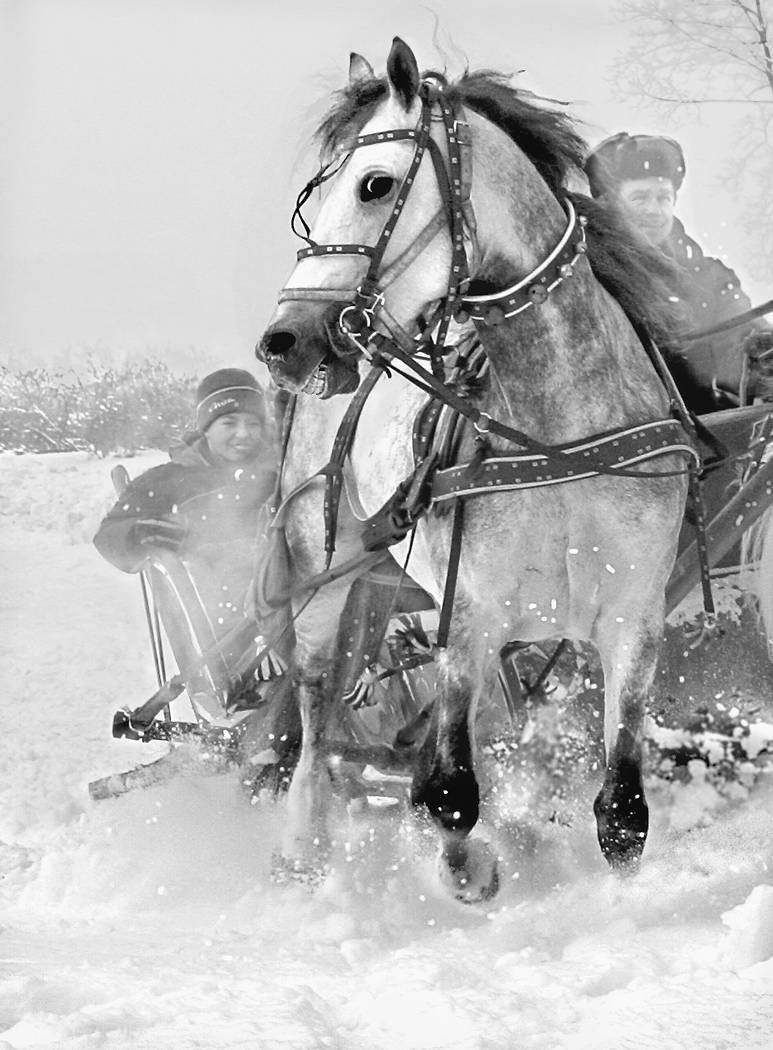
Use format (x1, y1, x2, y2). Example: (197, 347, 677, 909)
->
(360, 324, 699, 481)
(270, 74, 711, 667)
(681, 296, 773, 343)
(281, 76, 697, 484)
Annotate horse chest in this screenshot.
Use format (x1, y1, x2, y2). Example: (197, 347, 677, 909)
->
(431, 490, 640, 636)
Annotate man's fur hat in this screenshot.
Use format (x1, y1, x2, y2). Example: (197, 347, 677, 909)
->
(584, 133, 686, 198)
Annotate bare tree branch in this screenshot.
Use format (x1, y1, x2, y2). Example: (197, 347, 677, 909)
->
(642, 95, 772, 101)
(612, 0, 773, 283)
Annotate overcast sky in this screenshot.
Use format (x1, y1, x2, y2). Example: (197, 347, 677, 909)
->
(0, 0, 760, 373)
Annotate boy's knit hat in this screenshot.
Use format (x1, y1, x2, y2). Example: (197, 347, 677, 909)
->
(195, 368, 265, 432)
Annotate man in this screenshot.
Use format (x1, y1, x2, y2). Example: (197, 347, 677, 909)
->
(584, 133, 771, 410)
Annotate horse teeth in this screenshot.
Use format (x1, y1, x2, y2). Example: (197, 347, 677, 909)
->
(302, 363, 328, 396)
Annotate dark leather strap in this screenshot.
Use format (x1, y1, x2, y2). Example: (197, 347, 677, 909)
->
(322, 366, 384, 567)
(431, 419, 697, 501)
(436, 499, 465, 650)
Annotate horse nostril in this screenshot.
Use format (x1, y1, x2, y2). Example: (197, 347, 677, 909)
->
(260, 329, 297, 359)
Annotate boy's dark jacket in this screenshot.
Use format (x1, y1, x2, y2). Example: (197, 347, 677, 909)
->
(94, 433, 277, 627)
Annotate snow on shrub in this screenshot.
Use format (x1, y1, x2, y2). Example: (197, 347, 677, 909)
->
(646, 701, 773, 796)
(481, 640, 773, 831)
(0, 359, 198, 455)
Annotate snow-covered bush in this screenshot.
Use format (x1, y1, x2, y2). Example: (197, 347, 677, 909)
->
(0, 359, 198, 455)
(480, 641, 773, 830)
(646, 700, 773, 797)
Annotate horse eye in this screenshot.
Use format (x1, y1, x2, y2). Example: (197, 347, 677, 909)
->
(360, 174, 394, 203)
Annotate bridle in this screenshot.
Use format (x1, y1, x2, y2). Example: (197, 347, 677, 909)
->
(281, 76, 473, 378)
(280, 74, 591, 382)
(269, 72, 709, 633)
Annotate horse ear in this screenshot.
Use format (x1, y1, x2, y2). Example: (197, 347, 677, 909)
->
(386, 37, 420, 109)
(349, 52, 374, 84)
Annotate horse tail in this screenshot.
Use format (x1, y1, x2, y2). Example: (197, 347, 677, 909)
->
(742, 506, 773, 661)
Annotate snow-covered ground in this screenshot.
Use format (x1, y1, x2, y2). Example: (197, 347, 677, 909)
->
(1, 450, 772, 1050)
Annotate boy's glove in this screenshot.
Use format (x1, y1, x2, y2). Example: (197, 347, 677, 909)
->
(343, 663, 388, 709)
(133, 517, 187, 552)
(253, 638, 287, 681)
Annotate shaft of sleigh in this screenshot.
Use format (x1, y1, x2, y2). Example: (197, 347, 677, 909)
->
(667, 455, 773, 615)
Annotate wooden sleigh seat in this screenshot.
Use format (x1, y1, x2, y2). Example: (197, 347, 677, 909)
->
(141, 548, 269, 724)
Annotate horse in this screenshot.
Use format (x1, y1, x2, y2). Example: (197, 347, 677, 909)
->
(257, 38, 697, 901)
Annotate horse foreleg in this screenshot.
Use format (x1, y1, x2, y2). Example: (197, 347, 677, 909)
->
(279, 585, 351, 874)
(411, 639, 500, 903)
(593, 614, 661, 872)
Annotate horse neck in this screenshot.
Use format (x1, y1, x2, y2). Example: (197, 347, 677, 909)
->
(282, 391, 351, 491)
(476, 278, 669, 443)
(467, 128, 667, 438)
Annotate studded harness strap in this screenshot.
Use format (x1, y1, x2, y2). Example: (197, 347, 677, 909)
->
(283, 78, 697, 477)
(274, 75, 707, 642)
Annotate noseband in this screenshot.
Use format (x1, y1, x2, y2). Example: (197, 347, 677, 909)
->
(271, 71, 704, 617)
(280, 76, 592, 382)
(281, 77, 475, 377)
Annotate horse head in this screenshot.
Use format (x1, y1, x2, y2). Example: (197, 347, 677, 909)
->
(259, 38, 682, 412)
(258, 38, 470, 398)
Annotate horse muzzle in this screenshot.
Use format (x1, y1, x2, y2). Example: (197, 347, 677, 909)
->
(257, 300, 360, 399)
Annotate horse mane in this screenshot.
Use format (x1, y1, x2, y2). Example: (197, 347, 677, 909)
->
(316, 67, 684, 353)
(567, 192, 686, 353)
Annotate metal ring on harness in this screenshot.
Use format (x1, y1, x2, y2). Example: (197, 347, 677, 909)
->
(473, 412, 492, 435)
(338, 298, 381, 360)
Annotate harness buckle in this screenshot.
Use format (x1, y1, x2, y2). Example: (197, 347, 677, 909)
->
(356, 286, 384, 316)
(338, 286, 386, 359)
(453, 119, 472, 145)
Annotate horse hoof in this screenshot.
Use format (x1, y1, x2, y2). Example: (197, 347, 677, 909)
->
(598, 825, 646, 876)
(270, 851, 330, 889)
(438, 838, 500, 904)
(606, 850, 643, 878)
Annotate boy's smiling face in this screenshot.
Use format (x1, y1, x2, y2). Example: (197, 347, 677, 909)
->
(205, 411, 264, 464)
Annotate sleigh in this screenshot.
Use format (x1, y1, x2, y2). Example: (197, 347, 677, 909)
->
(90, 395, 773, 806)
(88, 465, 442, 802)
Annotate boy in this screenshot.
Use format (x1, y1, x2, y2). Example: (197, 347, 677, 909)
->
(95, 368, 299, 786)
(94, 367, 277, 625)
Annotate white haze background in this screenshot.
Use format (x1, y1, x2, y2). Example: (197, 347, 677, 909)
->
(1, 0, 769, 374)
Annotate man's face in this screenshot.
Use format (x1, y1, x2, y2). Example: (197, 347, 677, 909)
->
(617, 176, 676, 247)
